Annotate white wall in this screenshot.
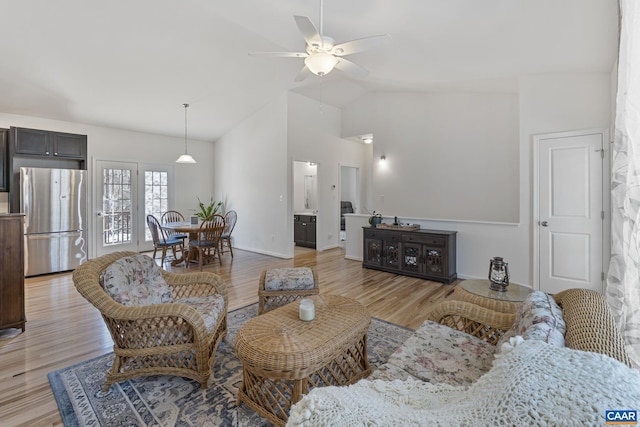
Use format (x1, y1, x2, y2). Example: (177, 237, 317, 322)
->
(518, 72, 612, 285)
(212, 92, 367, 257)
(213, 93, 289, 258)
(342, 73, 612, 285)
(0, 112, 215, 257)
(370, 92, 519, 223)
(287, 92, 367, 251)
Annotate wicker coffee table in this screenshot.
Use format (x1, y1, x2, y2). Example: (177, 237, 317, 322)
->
(235, 294, 371, 426)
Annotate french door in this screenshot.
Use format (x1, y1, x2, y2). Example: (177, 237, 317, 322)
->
(94, 160, 174, 257)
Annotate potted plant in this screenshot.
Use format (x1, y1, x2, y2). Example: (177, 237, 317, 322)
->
(193, 197, 223, 220)
(368, 211, 383, 228)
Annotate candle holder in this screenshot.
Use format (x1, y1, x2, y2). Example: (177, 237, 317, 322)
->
(488, 257, 509, 292)
(299, 299, 315, 321)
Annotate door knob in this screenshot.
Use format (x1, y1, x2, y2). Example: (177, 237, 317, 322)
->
(540, 221, 549, 227)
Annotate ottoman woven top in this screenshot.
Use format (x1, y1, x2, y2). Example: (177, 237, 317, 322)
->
(264, 267, 315, 291)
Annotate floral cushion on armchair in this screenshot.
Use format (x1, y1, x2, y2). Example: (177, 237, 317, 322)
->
(100, 254, 172, 306)
(496, 291, 566, 351)
(369, 320, 496, 386)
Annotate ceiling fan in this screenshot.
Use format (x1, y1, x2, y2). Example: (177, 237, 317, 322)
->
(250, 0, 391, 82)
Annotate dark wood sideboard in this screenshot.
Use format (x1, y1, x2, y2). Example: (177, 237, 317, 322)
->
(363, 227, 457, 283)
(0, 214, 26, 331)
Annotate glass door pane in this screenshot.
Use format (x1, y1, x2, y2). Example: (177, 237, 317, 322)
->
(96, 161, 138, 256)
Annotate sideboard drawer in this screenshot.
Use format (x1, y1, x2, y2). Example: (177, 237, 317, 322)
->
(403, 234, 445, 247)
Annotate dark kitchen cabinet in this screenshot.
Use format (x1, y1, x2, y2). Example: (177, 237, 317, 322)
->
(363, 227, 457, 283)
(8, 126, 88, 212)
(294, 214, 316, 248)
(11, 127, 87, 160)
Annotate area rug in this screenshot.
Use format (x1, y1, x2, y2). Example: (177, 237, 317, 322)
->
(48, 303, 413, 426)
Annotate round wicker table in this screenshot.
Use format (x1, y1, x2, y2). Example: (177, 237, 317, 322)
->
(455, 279, 533, 314)
(235, 294, 371, 426)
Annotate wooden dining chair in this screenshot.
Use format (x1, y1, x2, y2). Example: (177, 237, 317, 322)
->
(161, 210, 188, 242)
(221, 210, 237, 257)
(189, 214, 225, 270)
(146, 214, 184, 266)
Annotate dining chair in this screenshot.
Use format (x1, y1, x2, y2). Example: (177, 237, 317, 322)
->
(161, 210, 188, 243)
(189, 214, 225, 270)
(146, 214, 184, 266)
(221, 210, 237, 257)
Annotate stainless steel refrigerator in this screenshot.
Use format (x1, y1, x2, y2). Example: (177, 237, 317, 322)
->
(20, 167, 87, 276)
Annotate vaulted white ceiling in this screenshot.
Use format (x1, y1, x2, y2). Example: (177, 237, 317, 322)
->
(0, 0, 618, 141)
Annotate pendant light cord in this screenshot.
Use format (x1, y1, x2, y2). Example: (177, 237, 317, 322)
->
(183, 103, 189, 153)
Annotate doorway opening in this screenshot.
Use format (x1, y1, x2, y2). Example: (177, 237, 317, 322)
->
(339, 165, 360, 247)
(293, 160, 318, 250)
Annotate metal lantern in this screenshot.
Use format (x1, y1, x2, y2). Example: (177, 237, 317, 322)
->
(488, 257, 509, 292)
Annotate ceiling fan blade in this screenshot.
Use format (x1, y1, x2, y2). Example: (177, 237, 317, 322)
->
(249, 51, 307, 58)
(334, 58, 369, 79)
(331, 34, 392, 56)
(294, 66, 313, 82)
(294, 15, 322, 47)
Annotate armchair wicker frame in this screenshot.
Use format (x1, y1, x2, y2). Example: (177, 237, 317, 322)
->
(72, 251, 228, 391)
(425, 287, 632, 367)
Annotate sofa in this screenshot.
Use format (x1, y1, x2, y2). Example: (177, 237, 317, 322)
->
(287, 288, 640, 426)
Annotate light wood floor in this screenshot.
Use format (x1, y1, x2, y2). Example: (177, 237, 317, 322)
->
(0, 246, 461, 426)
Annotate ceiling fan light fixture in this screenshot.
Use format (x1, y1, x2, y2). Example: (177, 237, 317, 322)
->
(176, 103, 197, 164)
(304, 52, 338, 76)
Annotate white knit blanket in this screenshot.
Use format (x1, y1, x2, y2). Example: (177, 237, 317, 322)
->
(287, 339, 640, 427)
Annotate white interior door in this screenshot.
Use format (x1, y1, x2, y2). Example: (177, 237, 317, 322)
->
(536, 130, 604, 293)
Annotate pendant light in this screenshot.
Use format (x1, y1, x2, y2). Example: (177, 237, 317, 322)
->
(176, 103, 196, 164)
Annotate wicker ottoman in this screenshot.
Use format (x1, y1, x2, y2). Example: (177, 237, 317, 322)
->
(235, 294, 371, 426)
(258, 267, 319, 314)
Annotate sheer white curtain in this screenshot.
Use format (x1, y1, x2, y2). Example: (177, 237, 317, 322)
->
(607, 0, 640, 368)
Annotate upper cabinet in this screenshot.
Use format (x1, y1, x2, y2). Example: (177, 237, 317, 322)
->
(8, 127, 88, 212)
(11, 127, 87, 160)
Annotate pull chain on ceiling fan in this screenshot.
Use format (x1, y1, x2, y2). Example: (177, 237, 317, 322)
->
(250, 0, 391, 81)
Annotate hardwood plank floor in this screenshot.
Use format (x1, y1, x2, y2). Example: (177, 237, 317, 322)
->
(0, 246, 461, 426)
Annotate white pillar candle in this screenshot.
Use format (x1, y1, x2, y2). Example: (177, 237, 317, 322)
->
(299, 299, 315, 321)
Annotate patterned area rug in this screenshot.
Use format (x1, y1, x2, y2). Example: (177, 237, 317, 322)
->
(48, 303, 413, 426)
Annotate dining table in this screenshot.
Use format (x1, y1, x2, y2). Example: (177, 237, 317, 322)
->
(162, 221, 202, 266)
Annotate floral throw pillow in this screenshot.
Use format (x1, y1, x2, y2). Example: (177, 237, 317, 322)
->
(100, 254, 171, 306)
(496, 291, 566, 351)
(264, 267, 315, 291)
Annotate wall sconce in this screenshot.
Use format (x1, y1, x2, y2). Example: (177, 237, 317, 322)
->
(380, 155, 386, 162)
(488, 257, 510, 292)
(362, 136, 373, 144)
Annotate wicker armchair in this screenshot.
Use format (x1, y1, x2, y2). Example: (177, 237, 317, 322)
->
(425, 287, 632, 367)
(72, 251, 228, 391)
